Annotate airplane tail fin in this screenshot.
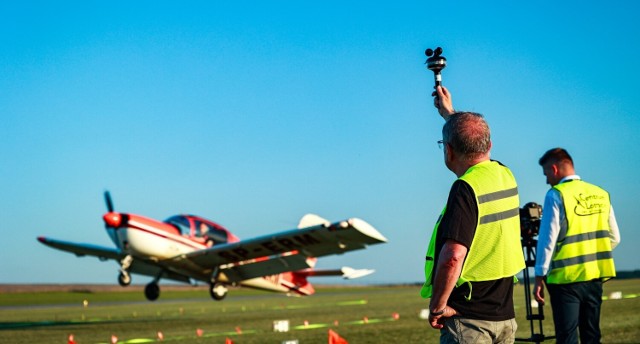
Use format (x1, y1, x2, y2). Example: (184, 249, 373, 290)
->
(278, 255, 319, 296)
(281, 271, 315, 296)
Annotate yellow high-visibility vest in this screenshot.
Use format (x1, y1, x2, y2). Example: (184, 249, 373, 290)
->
(547, 180, 616, 284)
(421, 161, 525, 299)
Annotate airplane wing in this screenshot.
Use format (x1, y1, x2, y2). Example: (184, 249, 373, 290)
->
(37, 237, 124, 261)
(220, 252, 314, 282)
(37, 236, 192, 283)
(174, 217, 387, 282)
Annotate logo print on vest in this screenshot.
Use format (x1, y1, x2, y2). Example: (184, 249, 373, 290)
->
(574, 193, 606, 216)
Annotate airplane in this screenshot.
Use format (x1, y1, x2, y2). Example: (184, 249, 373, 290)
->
(37, 192, 387, 301)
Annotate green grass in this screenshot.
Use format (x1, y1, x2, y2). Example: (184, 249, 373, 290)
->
(1, 280, 638, 343)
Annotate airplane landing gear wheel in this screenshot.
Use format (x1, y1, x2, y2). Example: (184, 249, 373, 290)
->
(210, 282, 228, 301)
(118, 272, 131, 286)
(144, 282, 160, 301)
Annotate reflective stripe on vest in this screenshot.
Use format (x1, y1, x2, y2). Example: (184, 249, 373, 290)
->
(420, 161, 525, 299)
(547, 180, 616, 284)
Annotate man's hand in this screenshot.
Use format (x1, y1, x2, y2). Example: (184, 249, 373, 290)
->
(533, 276, 546, 305)
(428, 305, 460, 329)
(428, 240, 466, 330)
(431, 86, 455, 120)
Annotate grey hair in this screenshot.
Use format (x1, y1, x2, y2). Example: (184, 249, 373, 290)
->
(442, 112, 491, 161)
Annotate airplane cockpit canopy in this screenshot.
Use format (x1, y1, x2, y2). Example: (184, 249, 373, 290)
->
(164, 215, 232, 244)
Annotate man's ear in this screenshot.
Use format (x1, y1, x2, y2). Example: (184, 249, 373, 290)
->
(445, 142, 454, 160)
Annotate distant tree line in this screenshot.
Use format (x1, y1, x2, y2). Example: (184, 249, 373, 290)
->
(615, 270, 640, 279)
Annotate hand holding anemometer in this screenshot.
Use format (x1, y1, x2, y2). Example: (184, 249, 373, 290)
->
(425, 47, 447, 88)
(425, 47, 451, 118)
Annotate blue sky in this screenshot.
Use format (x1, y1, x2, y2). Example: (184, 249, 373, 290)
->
(2, 1, 639, 286)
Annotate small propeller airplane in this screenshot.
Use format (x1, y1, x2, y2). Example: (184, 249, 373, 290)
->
(37, 192, 387, 301)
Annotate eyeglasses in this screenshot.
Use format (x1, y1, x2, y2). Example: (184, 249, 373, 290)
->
(437, 140, 444, 149)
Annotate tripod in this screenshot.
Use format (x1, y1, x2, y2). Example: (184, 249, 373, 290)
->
(516, 237, 555, 343)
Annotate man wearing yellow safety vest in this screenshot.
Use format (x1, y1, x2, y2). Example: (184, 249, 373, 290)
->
(422, 86, 526, 343)
(534, 148, 621, 344)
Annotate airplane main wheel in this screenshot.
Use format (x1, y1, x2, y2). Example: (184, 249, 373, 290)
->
(118, 272, 131, 286)
(210, 283, 228, 301)
(144, 282, 160, 301)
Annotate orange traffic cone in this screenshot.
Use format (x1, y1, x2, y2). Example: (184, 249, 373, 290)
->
(67, 334, 76, 344)
(328, 329, 348, 344)
(225, 338, 234, 344)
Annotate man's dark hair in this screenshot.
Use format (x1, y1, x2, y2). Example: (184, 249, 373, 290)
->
(442, 112, 491, 161)
(538, 147, 574, 166)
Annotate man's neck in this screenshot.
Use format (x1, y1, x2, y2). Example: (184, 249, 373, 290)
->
(455, 157, 490, 177)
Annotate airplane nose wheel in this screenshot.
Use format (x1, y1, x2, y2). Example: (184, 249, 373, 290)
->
(118, 255, 133, 287)
(118, 272, 131, 286)
(145, 282, 160, 301)
(210, 282, 228, 301)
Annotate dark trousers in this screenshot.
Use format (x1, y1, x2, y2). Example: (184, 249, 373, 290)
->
(546, 280, 603, 344)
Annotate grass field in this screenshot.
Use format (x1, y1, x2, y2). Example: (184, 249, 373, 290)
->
(1, 279, 638, 343)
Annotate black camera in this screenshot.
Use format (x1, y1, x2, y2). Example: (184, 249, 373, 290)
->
(520, 202, 542, 245)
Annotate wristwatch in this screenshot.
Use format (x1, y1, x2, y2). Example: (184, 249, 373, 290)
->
(430, 308, 445, 316)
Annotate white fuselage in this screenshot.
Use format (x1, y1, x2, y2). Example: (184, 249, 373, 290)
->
(118, 220, 288, 293)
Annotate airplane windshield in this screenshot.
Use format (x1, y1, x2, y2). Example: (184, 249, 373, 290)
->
(164, 216, 191, 236)
(194, 220, 229, 244)
(164, 215, 230, 244)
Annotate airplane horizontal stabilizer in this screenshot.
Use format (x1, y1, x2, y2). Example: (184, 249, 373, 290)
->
(341, 267, 375, 279)
(300, 266, 375, 279)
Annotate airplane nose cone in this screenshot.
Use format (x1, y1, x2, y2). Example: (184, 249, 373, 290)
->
(103, 212, 123, 228)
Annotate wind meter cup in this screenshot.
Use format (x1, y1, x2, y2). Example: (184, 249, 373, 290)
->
(425, 47, 447, 88)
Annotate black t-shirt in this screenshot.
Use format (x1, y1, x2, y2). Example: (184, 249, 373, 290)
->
(434, 179, 516, 321)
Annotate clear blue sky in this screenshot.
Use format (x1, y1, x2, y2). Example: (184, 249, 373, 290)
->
(2, 1, 639, 285)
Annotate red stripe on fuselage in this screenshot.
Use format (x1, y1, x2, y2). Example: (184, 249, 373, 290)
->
(126, 220, 207, 251)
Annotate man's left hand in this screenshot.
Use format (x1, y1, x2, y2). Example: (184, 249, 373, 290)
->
(533, 276, 546, 305)
(428, 305, 460, 329)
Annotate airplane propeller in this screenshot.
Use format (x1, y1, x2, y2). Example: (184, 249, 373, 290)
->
(104, 191, 114, 213)
(103, 191, 124, 228)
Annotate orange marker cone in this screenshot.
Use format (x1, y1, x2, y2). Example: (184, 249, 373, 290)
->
(235, 326, 242, 334)
(67, 334, 76, 344)
(157, 331, 164, 341)
(225, 338, 235, 344)
(110, 334, 118, 344)
(196, 328, 203, 337)
(363, 316, 369, 324)
(328, 329, 348, 344)
(392, 312, 400, 320)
